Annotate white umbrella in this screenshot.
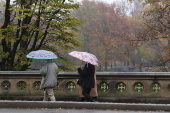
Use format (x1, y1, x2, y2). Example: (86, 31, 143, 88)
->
(26, 50, 58, 59)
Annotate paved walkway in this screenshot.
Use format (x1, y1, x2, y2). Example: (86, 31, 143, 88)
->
(0, 100, 170, 112)
(0, 108, 167, 113)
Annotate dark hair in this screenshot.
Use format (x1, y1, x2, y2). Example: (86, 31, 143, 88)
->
(85, 63, 94, 68)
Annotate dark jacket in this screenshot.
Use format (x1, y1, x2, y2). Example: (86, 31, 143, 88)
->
(77, 63, 95, 88)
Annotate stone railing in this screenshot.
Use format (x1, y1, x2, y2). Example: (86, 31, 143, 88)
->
(0, 71, 170, 103)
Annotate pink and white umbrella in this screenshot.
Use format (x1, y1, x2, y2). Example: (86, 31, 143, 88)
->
(68, 51, 98, 66)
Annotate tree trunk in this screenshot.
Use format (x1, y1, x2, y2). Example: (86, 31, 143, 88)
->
(0, 0, 11, 70)
(168, 40, 170, 71)
(105, 62, 107, 71)
(114, 61, 117, 66)
(137, 48, 142, 72)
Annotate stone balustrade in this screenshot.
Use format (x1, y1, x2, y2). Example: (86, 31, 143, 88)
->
(0, 71, 170, 103)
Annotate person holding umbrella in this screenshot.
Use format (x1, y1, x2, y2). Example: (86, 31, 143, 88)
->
(40, 59, 59, 101)
(77, 62, 95, 102)
(26, 50, 59, 101)
(78, 73, 98, 102)
(68, 51, 99, 102)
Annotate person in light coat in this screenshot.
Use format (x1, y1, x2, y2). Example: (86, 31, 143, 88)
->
(40, 59, 59, 101)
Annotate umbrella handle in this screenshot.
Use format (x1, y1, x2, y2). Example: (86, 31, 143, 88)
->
(80, 61, 84, 67)
(80, 62, 86, 70)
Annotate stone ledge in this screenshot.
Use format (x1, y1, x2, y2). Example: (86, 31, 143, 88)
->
(0, 101, 170, 111)
(2, 96, 170, 104)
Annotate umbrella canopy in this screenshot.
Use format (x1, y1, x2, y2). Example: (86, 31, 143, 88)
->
(68, 51, 98, 66)
(26, 50, 58, 59)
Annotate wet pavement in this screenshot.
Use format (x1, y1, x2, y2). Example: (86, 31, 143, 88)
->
(0, 101, 170, 113)
(0, 108, 167, 113)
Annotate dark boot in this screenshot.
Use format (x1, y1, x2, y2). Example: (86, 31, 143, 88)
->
(80, 97, 86, 102)
(92, 97, 98, 102)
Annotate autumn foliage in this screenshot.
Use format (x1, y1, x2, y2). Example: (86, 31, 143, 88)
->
(72, 0, 170, 71)
(73, 0, 133, 70)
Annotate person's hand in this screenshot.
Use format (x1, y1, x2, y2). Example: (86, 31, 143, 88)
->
(80, 66, 84, 70)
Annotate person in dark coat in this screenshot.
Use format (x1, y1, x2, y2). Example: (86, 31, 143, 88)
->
(78, 72, 98, 102)
(77, 62, 95, 102)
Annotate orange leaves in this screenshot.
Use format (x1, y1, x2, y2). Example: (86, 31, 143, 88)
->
(162, 46, 170, 52)
(163, 1, 170, 5)
(130, 41, 134, 46)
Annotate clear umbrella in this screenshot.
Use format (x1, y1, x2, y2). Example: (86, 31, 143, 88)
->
(26, 50, 58, 59)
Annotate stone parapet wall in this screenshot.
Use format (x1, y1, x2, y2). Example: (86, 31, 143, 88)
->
(0, 71, 170, 102)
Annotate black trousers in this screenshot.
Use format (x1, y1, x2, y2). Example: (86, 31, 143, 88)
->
(82, 87, 94, 102)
